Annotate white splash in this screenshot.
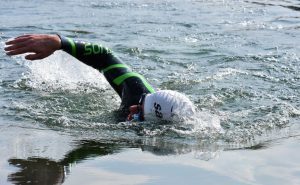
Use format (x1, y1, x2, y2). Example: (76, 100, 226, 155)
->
(205, 68, 248, 82)
(170, 109, 223, 139)
(14, 51, 109, 92)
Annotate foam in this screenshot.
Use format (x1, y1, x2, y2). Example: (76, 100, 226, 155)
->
(13, 51, 109, 93)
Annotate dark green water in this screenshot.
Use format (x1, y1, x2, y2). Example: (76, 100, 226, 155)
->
(0, 0, 300, 184)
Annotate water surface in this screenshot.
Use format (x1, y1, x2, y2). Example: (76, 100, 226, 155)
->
(0, 0, 300, 184)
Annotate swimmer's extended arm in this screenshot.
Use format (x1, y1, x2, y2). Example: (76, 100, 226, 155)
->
(5, 34, 121, 70)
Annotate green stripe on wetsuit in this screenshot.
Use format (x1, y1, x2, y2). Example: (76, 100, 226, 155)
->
(66, 38, 76, 57)
(113, 72, 155, 93)
(103, 64, 155, 93)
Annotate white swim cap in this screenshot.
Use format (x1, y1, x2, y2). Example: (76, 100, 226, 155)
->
(143, 90, 196, 121)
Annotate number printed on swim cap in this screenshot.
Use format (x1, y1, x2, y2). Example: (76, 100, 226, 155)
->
(154, 102, 163, 118)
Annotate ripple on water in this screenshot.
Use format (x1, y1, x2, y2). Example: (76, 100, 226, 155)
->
(1, 0, 300, 157)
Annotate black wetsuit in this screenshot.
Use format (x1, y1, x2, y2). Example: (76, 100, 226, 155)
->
(59, 36, 155, 115)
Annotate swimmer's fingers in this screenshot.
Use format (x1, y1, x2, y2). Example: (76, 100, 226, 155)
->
(5, 36, 33, 55)
(4, 40, 31, 52)
(5, 36, 31, 46)
(5, 47, 32, 56)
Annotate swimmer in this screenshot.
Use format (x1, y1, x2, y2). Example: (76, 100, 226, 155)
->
(4, 34, 195, 122)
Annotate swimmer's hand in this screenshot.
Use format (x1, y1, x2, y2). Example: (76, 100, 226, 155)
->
(4, 34, 61, 60)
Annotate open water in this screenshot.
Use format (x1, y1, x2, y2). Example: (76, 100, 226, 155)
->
(0, 0, 300, 184)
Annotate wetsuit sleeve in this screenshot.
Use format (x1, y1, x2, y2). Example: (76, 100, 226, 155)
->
(58, 35, 120, 70)
(58, 35, 155, 110)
